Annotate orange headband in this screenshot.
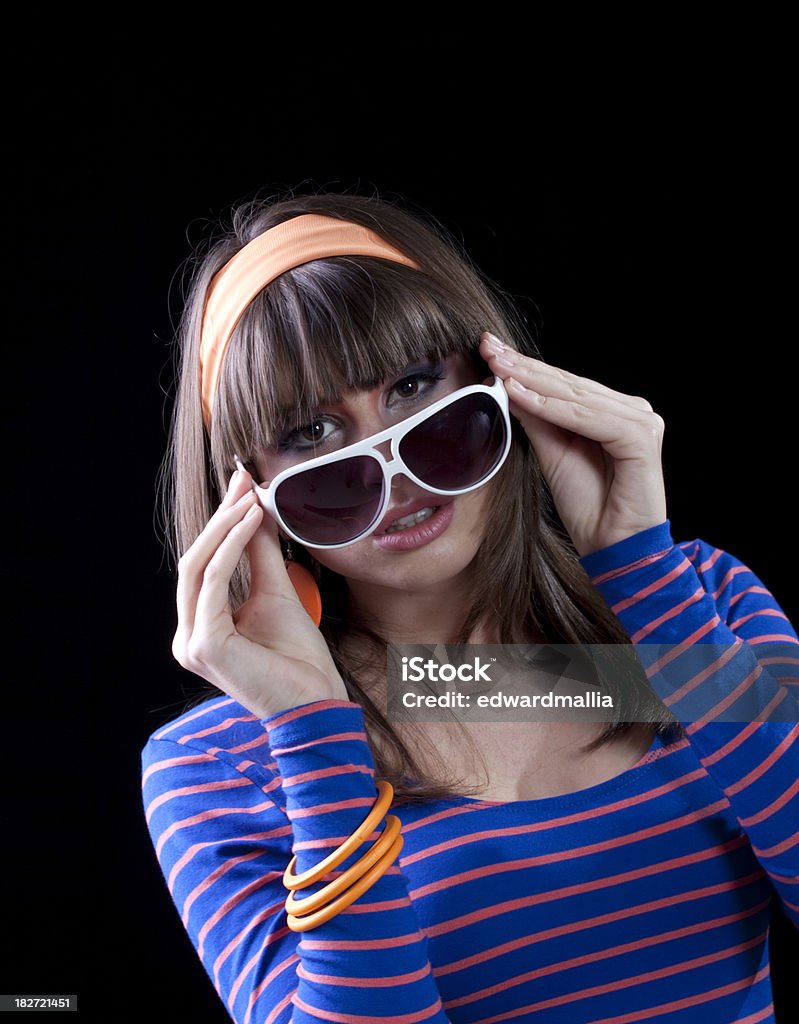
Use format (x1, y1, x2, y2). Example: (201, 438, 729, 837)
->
(198, 213, 422, 429)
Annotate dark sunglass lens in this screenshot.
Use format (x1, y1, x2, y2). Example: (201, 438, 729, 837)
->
(274, 456, 384, 545)
(399, 393, 506, 490)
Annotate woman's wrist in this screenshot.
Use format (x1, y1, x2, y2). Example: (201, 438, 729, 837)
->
(257, 679, 351, 721)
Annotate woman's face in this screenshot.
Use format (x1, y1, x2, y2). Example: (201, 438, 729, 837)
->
(252, 351, 499, 594)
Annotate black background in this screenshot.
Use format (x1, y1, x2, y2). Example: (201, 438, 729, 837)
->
(6, 23, 797, 1022)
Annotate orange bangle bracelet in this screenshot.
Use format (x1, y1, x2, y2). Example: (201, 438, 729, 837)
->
(285, 814, 402, 917)
(282, 780, 394, 891)
(286, 828, 404, 932)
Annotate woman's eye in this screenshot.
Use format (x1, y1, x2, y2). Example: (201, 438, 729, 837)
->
(279, 418, 336, 451)
(298, 420, 328, 443)
(277, 368, 445, 451)
(388, 369, 445, 405)
(394, 378, 421, 398)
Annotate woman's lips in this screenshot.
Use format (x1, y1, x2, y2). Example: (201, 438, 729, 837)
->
(372, 501, 455, 551)
(374, 496, 443, 535)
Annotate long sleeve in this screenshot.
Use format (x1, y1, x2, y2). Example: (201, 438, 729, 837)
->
(579, 519, 799, 929)
(141, 697, 452, 1024)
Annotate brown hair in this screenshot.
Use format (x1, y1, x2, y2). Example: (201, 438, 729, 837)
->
(157, 185, 683, 806)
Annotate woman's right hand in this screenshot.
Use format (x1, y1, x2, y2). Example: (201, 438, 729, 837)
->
(172, 468, 350, 720)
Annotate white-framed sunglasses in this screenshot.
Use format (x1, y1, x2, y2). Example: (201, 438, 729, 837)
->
(234, 374, 512, 549)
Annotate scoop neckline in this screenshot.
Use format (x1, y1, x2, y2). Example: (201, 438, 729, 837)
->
(441, 727, 667, 813)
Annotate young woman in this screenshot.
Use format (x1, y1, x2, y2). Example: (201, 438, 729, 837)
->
(142, 190, 798, 1023)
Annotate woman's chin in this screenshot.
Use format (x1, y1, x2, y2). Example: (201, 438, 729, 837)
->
(348, 535, 481, 593)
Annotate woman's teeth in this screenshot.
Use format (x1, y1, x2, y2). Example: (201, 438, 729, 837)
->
(385, 506, 439, 533)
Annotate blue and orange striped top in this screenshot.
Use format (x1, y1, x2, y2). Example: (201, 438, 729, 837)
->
(141, 520, 798, 1023)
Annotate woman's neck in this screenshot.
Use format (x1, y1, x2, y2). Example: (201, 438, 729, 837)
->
(344, 570, 498, 645)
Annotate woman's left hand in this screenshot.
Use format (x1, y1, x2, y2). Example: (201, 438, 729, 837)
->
(480, 331, 668, 559)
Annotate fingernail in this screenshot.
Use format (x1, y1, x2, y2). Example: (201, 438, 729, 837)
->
(495, 353, 516, 369)
(484, 332, 505, 353)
